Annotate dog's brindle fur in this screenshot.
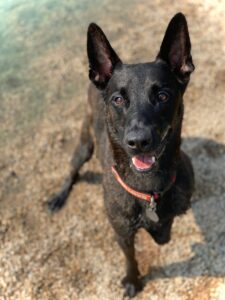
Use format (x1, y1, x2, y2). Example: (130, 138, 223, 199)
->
(48, 13, 195, 297)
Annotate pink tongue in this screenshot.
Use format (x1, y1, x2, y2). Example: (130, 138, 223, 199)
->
(132, 155, 155, 170)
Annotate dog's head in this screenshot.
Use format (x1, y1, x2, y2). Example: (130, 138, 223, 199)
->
(87, 13, 194, 173)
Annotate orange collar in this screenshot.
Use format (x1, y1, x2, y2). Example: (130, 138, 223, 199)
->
(111, 165, 176, 203)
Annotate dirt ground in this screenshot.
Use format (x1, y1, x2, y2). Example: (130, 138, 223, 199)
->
(0, 0, 225, 299)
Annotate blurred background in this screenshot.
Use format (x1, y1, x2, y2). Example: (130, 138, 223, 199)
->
(0, 0, 225, 299)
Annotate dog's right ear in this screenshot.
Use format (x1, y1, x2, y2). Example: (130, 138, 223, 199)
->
(87, 23, 122, 89)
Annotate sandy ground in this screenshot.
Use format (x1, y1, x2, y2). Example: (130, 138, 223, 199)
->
(0, 0, 225, 299)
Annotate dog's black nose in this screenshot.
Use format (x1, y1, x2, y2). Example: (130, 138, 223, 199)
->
(125, 133, 152, 152)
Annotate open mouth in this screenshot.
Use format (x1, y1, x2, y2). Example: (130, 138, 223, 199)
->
(131, 154, 156, 172)
(130, 126, 172, 172)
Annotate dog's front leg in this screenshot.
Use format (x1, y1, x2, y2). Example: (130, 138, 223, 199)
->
(115, 233, 143, 298)
(48, 115, 94, 212)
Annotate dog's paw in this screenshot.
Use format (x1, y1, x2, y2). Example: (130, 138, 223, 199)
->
(47, 191, 68, 213)
(151, 232, 171, 245)
(122, 276, 143, 298)
(149, 219, 173, 245)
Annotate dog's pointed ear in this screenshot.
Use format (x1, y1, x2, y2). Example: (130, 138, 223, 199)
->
(87, 23, 122, 89)
(157, 13, 194, 84)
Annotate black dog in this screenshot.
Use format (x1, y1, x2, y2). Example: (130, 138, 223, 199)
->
(48, 13, 195, 298)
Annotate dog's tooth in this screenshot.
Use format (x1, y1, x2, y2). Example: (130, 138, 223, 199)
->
(152, 156, 156, 163)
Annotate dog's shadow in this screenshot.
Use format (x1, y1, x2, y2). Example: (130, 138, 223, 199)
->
(78, 170, 102, 185)
(143, 137, 225, 282)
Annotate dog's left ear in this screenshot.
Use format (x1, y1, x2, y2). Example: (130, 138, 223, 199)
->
(157, 13, 194, 84)
(87, 23, 122, 89)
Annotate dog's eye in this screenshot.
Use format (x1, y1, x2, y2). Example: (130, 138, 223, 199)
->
(157, 91, 170, 103)
(113, 96, 125, 106)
